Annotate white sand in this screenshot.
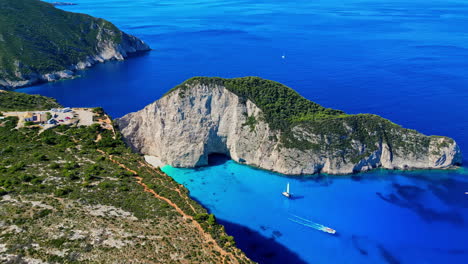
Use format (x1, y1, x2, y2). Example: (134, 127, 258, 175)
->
(144, 155, 166, 168)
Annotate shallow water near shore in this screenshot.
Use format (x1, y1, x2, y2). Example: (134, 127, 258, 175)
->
(21, 0, 468, 263)
(163, 157, 468, 264)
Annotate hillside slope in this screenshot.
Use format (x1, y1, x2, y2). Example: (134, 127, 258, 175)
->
(117, 77, 462, 175)
(0, 0, 150, 89)
(0, 94, 251, 263)
(0, 90, 61, 111)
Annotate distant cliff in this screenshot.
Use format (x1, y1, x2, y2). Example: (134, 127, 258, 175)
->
(0, 0, 150, 89)
(116, 77, 462, 175)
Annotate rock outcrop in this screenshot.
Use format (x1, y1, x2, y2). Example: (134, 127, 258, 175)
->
(116, 77, 462, 175)
(0, 31, 150, 89)
(0, 0, 150, 89)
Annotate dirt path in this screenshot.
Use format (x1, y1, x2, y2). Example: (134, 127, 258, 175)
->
(137, 161, 198, 214)
(97, 149, 239, 263)
(96, 114, 116, 137)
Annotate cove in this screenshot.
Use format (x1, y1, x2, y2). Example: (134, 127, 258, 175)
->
(18, 1, 468, 263)
(162, 156, 468, 264)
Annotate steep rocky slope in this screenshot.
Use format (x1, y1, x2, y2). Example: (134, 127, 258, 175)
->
(0, 94, 251, 263)
(117, 77, 462, 175)
(0, 0, 150, 89)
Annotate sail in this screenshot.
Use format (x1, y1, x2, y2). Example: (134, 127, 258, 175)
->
(286, 183, 290, 193)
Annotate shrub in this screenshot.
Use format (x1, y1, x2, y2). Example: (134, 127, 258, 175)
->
(35, 209, 52, 219)
(19, 174, 35, 182)
(49, 237, 67, 248)
(92, 107, 105, 116)
(63, 170, 79, 180)
(98, 181, 113, 189)
(85, 164, 102, 175)
(2, 146, 14, 153)
(119, 186, 130, 192)
(194, 213, 209, 222)
(54, 187, 72, 197)
(34, 153, 48, 161)
(63, 162, 79, 170)
(8, 162, 26, 173)
(50, 163, 60, 169)
(43, 136, 57, 145)
(207, 214, 216, 226)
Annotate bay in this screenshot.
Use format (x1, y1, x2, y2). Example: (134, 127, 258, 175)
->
(21, 1, 468, 263)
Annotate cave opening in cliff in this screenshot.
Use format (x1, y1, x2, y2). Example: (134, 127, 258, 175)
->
(208, 153, 231, 166)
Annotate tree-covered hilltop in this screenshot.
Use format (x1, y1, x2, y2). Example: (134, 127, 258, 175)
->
(168, 76, 451, 152)
(0, 93, 251, 263)
(0, 0, 149, 89)
(168, 76, 347, 130)
(0, 90, 61, 111)
(154, 76, 461, 174)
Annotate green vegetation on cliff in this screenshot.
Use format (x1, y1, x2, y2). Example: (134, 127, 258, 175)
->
(169, 77, 454, 159)
(170, 76, 346, 130)
(0, 90, 61, 111)
(0, 0, 147, 88)
(0, 93, 250, 263)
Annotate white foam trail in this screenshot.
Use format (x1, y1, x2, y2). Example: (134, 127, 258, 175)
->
(291, 214, 318, 224)
(289, 214, 335, 234)
(291, 214, 325, 227)
(288, 217, 322, 230)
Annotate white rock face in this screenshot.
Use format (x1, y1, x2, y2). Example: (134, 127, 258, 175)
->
(116, 82, 462, 175)
(0, 30, 150, 90)
(144, 155, 166, 168)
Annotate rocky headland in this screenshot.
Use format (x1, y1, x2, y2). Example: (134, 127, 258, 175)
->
(0, 0, 150, 90)
(116, 77, 462, 175)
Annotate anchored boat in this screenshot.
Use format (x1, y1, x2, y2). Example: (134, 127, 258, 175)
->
(282, 182, 291, 198)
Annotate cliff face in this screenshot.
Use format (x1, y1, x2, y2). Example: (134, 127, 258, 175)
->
(116, 77, 462, 175)
(0, 31, 149, 89)
(0, 0, 150, 89)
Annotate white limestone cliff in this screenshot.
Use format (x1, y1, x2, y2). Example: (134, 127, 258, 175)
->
(116, 82, 462, 175)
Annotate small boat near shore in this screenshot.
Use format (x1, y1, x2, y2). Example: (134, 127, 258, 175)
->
(289, 215, 336, 235)
(282, 182, 291, 198)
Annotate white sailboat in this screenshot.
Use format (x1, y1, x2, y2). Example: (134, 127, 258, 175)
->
(282, 182, 291, 198)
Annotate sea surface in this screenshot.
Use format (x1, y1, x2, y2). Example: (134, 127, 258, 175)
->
(23, 0, 468, 263)
(163, 159, 468, 264)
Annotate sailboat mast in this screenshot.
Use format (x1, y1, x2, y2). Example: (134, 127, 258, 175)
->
(287, 183, 290, 193)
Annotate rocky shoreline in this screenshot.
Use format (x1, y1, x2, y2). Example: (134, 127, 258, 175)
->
(116, 77, 462, 175)
(0, 33, 150, 90)
(0, 0, 151, 90)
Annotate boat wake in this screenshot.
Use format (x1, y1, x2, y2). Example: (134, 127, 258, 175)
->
(288, 214, 337, 235)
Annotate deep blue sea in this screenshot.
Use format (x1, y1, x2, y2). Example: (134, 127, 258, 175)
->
(23, 1, 468, 263)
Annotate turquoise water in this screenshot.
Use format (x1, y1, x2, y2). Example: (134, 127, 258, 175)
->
(163, 158, 468, 264)
(22, 1, 468, 263)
